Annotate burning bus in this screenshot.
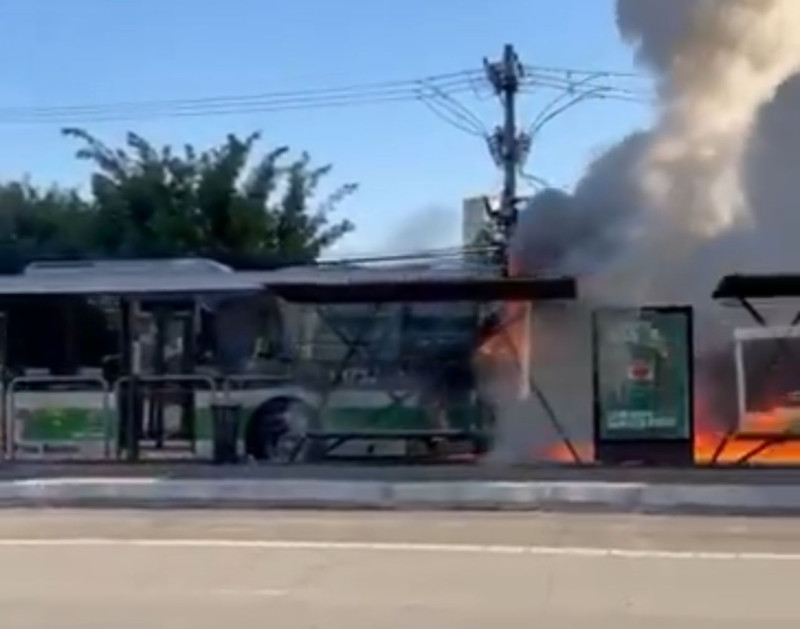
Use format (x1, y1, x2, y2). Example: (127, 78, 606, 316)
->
(0, 258, 568, 462)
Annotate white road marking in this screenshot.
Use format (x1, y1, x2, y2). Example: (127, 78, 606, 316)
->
(0, 537, 794, 561)
(12, 478, 161, 486)
(0, 587, 291, 600)
(213, 588, 288, 598)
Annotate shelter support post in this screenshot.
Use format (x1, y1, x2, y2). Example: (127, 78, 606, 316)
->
(738, 297, 767, 327)
(149, 307, 167, 448)
(0, 312, 6, 460)
(178, 309, 197, 445)
(119, 298, 142, 462)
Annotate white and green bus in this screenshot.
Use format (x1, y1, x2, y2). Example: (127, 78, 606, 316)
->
(4, 259, 501, 461)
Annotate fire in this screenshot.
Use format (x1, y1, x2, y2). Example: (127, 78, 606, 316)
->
(693, 429, 800, 466)
(543, 441, 595, 463)
(542, 392, 800, 466)
(693, 391, 800, 465)
(475, 257, 531, 398)
(477, 258, 800, 467)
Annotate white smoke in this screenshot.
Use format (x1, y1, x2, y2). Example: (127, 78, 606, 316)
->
(641, 0, 800, 237)
(497, 0, 800, 463)
(616, 0, 697, 72)
(515, 0, 800, 305)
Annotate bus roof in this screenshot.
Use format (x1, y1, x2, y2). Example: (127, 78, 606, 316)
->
(23, 258, 234, 276)
(0, 261, 577, 303)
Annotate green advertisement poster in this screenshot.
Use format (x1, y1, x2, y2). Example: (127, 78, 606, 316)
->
(594, 307, 692, 441)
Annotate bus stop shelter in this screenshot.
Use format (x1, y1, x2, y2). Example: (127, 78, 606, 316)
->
(711, 273, 800, 465)
(264, 271, 581, 463)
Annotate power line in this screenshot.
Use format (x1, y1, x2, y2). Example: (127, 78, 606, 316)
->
(524, 63, 647, 80)
(0, 70, 481, 116)
(0, 90, 462, 125)
(522, 86, 651, 106)
(417, 81, 489, 138)
(0, 87, 477, 125)
(320, 244, 498, 266)
(521, 68, 653, 104)
(422, 81, 489, 135)
(420, 96, 486, 137)
(523, 77, 651, 101)
(0, 63, 650, 126)
(0, 71, 483, 125)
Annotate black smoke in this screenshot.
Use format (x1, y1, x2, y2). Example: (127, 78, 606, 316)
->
(511, 133, 648, 277)
(510, 0, 800, 437)
(514, 0, 800, 294)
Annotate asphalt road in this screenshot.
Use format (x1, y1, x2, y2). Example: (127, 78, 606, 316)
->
(0, 510, 798, 628)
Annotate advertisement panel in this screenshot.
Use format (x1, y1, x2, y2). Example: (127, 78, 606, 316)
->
(593, 307, 693, 443)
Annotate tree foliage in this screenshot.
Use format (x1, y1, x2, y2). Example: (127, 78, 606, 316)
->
(0, 129, 356, 270)
(0, 180, 95, 271)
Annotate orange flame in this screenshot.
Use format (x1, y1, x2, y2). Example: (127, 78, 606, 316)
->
(475, 258, 531, 397)
(478, 258, 800, 467)
(542, 391, 800, 466)
(692, 391, 800, 465)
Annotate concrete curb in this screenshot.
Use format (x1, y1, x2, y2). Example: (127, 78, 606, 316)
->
(0, 477, 798, 515)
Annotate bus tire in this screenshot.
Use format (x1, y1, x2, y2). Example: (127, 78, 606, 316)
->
(244, 396, 319, 463)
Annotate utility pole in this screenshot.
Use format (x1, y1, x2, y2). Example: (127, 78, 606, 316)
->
(485, 44, 526, 272)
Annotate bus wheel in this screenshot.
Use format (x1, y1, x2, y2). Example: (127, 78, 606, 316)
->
(244, 397, 319, 463)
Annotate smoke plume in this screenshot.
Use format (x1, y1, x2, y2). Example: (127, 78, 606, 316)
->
(514, 0, 800, 305)
(382, 205, 461, 253)
(643, 0, 800, 237)
(494, 0, 800, 463)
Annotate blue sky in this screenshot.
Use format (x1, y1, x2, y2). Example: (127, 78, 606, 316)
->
(0, 0, 652, 257)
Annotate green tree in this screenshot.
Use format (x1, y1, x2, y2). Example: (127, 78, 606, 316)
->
(0, 180, 94, 270)
(61, 128, 356, 263)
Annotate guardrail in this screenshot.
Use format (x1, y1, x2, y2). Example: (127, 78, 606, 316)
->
(114, 375, 219, 456)
(5, 375, 112, 461)
(220, 374, 291, 402)
(114, 374, 218, 397)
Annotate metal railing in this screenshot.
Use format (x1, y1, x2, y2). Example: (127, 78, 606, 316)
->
(113, 374, 219, 457)
(113, 374, 218, 397)
(220, 374, 291, 402)
(5, 375, 112, 461)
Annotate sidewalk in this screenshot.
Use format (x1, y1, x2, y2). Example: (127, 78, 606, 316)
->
(0, 462, 798, 515)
